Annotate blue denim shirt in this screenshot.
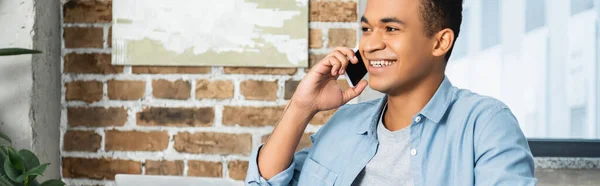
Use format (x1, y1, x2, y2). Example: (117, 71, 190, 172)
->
(246, 77, 537, 186)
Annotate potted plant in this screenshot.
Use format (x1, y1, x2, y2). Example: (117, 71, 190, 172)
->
(0, 48, 65, 186)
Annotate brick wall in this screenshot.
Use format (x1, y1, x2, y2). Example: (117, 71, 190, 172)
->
(61, 0, 357, 185)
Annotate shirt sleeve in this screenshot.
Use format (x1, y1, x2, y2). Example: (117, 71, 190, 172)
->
(244, 144, 310, 186)
(474, 108, 538, 186)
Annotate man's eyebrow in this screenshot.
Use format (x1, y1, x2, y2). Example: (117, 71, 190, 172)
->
(380, 17, 406, 25)
(361, 16, 369, 23)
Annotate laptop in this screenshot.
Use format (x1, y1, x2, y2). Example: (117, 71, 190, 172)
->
(115, 174, 244, 186)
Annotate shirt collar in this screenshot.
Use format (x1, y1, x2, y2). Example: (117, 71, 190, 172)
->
(419, 76, 455, 123)
(355, 76, 455, 135)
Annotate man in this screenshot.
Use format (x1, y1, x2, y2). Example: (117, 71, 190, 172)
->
(246, 0, 537, 185)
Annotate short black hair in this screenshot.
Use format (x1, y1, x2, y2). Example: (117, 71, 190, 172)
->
(420, 0, 463, 61)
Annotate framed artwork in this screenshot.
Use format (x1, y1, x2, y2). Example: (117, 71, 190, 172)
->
(112, 0, 308, 67)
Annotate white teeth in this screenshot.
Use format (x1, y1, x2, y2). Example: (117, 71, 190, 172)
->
(370, 60, 396, 67)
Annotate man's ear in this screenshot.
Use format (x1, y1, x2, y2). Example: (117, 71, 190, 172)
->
(432, 28, 455, 57)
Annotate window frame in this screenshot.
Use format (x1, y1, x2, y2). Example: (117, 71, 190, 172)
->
(528, 139, 600, 157)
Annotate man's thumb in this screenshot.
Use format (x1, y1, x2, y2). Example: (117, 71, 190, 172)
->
(342, 80, 368, 103)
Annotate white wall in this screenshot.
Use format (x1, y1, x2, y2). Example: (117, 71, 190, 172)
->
(0, 0, 61, 181)
(0, 0, 35, 151)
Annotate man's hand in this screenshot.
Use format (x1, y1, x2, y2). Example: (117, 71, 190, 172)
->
(257, 47, 368, 180)
(291, 47, 369, 114)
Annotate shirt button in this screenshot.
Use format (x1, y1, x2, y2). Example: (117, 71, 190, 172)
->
(411, 148, 418, 156)
(414, 116, 422, 123)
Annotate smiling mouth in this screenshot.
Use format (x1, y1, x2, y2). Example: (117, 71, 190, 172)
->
(369, 60, 397, 68)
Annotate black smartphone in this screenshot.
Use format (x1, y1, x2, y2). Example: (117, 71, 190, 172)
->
(344, 50, 367, 87)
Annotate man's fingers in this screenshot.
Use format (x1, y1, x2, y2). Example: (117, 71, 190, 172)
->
(331, 51, 349, 75)
(311, 47, 355, 76)
(333, 47, 358, 63)
(342, 80, 368, 103)
(311, 56, 334, 76)
(328, 58, 341, 76)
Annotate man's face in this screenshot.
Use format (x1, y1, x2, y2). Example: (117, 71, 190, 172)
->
(360, 0, 438, 95)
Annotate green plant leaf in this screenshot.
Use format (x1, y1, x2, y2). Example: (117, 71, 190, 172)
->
(40, 179, 64, 186)
(0, 148, 6, 176)
(7, 147, 24, 171)
(19, 149, 40, 183)
(29, 179, 40, 186)
(0, 174, 21, 186)
(4, 154, 21, 182)
(0, 48, 42, 56)
(0, 174, 12, 185)
(0, 132, 11, 144)
(16, 163, 48, 182)
(18, 150, 40, 171)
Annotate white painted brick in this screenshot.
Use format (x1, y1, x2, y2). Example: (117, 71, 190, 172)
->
(63, 23, 111, 27)
(102, 80, 108, 101)
(189, 79, 196, 100)
(124, 106, 137, 127)
(97, 128, 106, 152)
(123, 65, 132, 74)
(103, 25, 109, 49)
(64, 48, 112, 54)
(213, 105, 224, 127)
(183, 159, 189, 176)
(141, 159, 147, 175)
(221, 157, 228, 179)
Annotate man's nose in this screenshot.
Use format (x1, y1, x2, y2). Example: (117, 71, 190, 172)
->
(363, 32, 386, 53)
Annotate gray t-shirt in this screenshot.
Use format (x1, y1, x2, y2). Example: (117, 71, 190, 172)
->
(352, 105, 415, 186)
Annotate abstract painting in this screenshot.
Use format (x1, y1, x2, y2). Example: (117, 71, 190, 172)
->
(112, 0, 308, 67)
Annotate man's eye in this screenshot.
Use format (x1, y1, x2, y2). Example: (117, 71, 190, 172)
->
(361, 27, 372, 32)
(386, 27, 399, 32)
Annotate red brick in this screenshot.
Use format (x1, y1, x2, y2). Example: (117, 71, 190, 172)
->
(284, 80, 300, 100)
(107, 80, 146, 100)
(66, 81, 103, 103)
(174, 132, 252, 154)
(309, 29, 323, 49)
(328, 28, 357, 48)
(64, 53, 124, 74)
(310, 1, 357, 22)
(240, 80, 278, 101)
(222, 106, 284, 127)
(195, 80, 234, 100)
(137, 107, 214, 127)
(63, 131, 101, 152)
(145, 160, 184, 176)
(62, 157, 141, 180)
(187, 161, 222, 177)
(64, 27, 104, 48)
(108, 26, 112, 47)
(152, 80, 191, 100)
(63, 0, 112, 23)
(67, 107, 128, 127)
(105, 130, 169, 151)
